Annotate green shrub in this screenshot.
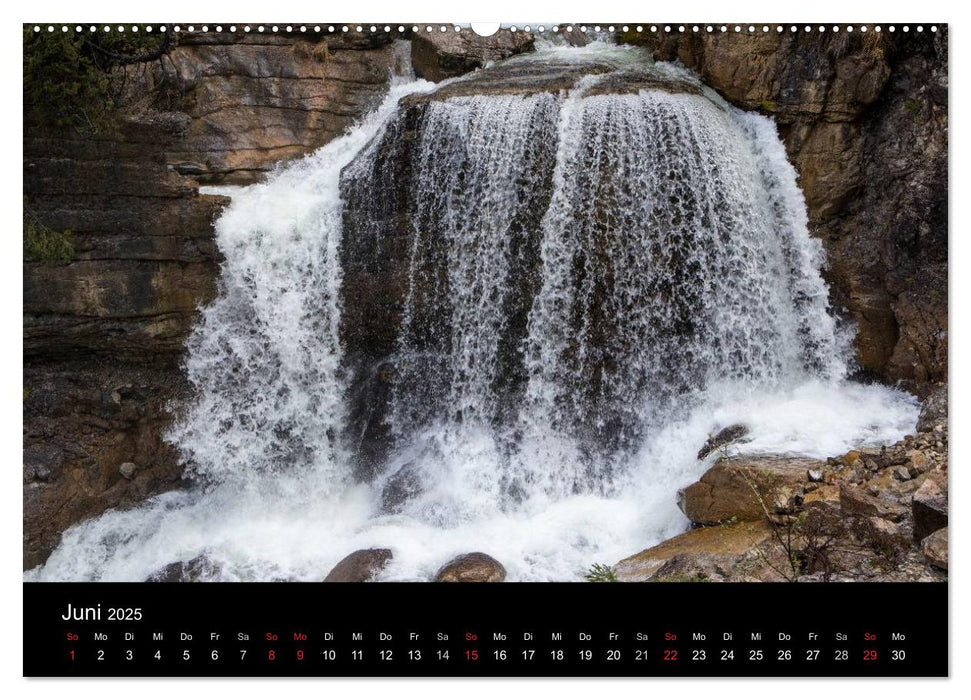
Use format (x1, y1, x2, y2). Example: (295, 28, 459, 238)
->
(24, 211, 73, 264)
(23, 25, 172, 132)
(903, 99, 924, 113)
(584, 563, 618, 582)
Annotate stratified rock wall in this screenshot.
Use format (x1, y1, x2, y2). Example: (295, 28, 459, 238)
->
(411, 28, 535, 81)
(620, 27, 947, 392)
(24, 119, 225, 358)
(23, 119, 223, 569)
(149, 33, 399, 184)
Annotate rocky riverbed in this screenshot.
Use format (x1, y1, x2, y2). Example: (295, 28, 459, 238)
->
(615, 384, 948, 582)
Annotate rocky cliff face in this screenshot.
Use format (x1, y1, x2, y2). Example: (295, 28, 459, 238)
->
(411, 29, 535, 81)
(143, 33, 401, 184)
(23, 119, 224, 568)
(620, 28, 948, 392)
(616, 387, 948, 582)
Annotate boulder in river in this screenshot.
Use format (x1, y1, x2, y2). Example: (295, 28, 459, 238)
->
(323, 548, 393, 582)
(434, 552, 506, 582)
(146, 554, 221, 582)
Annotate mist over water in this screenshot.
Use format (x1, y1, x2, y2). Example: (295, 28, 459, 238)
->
(29, 45, 919, 583)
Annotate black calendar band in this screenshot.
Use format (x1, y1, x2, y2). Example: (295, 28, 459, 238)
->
(24, 582, 947, 677)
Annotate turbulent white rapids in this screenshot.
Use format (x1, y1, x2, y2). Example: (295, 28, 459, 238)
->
(30, 43, 919, 582)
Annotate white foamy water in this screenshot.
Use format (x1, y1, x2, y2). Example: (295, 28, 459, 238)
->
(29, 378, 916, 582)
(28, 45, 919, 583)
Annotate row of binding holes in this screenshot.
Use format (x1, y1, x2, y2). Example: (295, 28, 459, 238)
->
(30, 24, 943, 34)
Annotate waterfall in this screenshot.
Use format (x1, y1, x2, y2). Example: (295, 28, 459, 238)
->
(28, 45, 917, 583)
(339, 62, 850, 512)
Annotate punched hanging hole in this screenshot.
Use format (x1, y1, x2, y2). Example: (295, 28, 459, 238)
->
(471, 23, 500, 37)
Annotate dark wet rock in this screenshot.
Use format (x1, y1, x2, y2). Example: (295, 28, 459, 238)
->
(697, 424, 749, 460)
(323, 548, 393, 582)
(147, 555, 221, 582)
(917, 383, 947, 432)
(381, 462, 425, 513)
(411, 28, 535, 82)
(434, 552, 506, 582)
(24, 359, 196, 569)
(912, 478, 948, 541)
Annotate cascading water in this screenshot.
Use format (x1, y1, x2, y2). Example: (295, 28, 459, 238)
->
(28, 42, 919, 583)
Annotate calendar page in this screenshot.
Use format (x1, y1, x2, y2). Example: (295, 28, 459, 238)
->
(22, 20, 948, 677)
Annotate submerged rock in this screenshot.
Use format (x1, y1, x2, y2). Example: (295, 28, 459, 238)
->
(380, 462, 425, 513)
(434, 552, 506, 582)
(323, 548, 393, 582)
